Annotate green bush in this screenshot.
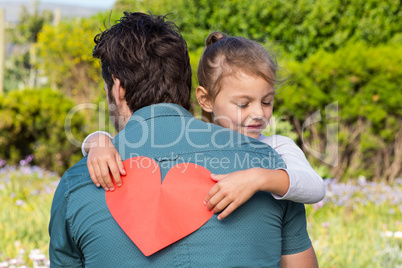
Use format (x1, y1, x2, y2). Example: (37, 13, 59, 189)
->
(0, 89, 89, 174)
(38, 0, 401, 104)
(114, 0, 402, 60)
(276, 43, 402, 181)
(37, 17, 103, 102)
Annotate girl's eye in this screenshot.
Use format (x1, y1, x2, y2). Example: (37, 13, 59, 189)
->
(262, 102, 272, 106)
(237, 103, 248, 108)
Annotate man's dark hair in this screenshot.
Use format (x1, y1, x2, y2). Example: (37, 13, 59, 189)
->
(93, 12, 192, 112)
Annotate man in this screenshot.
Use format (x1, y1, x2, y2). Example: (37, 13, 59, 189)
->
(49, 12, 317, 267)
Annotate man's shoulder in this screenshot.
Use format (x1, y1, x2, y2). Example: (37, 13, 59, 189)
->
(50, 157, 91, 221)
(59, 157, 91, 190)
(50, 157, 93, 217)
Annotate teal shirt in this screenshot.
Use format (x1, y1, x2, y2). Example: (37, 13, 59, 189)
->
(49, 103, 311, 267)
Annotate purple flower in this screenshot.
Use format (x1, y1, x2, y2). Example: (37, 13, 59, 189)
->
(45, 187, 54, 194)
(20, 166, 31, 174)
(25, 154, 34, 163)
(312, 200, 324, 210)
(320, 177, 402, 208)
(19, 155, 34, 166)
(321, 222, 330, 228)
(15, 199, 25, 206)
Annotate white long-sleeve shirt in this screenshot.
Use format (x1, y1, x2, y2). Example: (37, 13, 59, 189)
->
(82, 131, 325, 204)
(258, 134, 325, 204)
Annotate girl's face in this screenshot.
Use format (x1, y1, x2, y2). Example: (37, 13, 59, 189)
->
(210, 72, 274, 139)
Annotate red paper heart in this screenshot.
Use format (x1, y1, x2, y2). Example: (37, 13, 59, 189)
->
(106, 156, 215, 256)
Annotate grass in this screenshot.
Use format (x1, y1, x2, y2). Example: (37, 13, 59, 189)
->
(306, 178, 402, 267)
(307, 203, 401, 267)
(0, 164, 401, 267)
(0, 165, 57, 267)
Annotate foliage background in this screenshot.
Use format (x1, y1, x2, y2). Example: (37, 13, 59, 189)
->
(0, 89, 87, 174)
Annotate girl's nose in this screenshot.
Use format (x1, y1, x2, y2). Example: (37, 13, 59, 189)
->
(250, 104, 265, 119)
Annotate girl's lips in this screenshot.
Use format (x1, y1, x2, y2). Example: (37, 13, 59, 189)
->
(244, 124, 263, 130)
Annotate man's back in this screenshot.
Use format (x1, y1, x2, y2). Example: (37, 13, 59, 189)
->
(49, 104, 311, 267)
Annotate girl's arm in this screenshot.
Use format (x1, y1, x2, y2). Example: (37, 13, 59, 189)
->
(82, 131, 113, 156)
(260, 135, 325, 203)
(204, 135, 325, 220)
(204, 168, 290, 220)
(81, 132, 125, 191)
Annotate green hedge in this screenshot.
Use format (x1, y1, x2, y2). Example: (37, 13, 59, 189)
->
(276, 43, 402, 181)
(115, 0, 402, 60)
(0, 89, 88, 174)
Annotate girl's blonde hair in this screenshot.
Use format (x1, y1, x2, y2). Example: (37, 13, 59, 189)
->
(197, 31, 278, 102)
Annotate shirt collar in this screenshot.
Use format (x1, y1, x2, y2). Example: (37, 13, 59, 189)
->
(126, 103, 194, 125)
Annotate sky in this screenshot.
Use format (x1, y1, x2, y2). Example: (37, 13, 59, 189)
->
(41, 0, 116, 9)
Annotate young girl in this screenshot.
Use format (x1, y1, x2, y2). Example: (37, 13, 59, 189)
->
(82, 32, 325, 220)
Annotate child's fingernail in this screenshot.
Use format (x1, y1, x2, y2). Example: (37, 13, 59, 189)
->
(203, 200, 206, 205)
(211, 174, 215, 177)
(110, 187, 114, 191)
(104, 187, 109, 191)
(117, 183, 122, 187)
(217, 216, 221, 220)
(96, 184, 100, 187)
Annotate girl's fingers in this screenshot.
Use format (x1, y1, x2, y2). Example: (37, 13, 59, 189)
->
(204, 185, 220, 209)
(107, 159, 122, 187)
(206, 190, 226, 212)
(116, 152, 126, 175)
(210, 174, 226, 182)
(217, 202, 238, 220)
(87, 161, 100, 187)
(211, 197, 231, 214)
(99, 161, 114, 191)
(92, 162, 108, 191)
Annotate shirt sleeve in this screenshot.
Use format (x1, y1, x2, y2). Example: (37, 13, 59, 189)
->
(281, 201, 312, 255)
(81, 131, 113, 157)
(259, 135, 325, 204)
(49, 174, 84, 267)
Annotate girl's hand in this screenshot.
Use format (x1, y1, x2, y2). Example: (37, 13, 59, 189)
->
(204, 169, 262, 220)
(86, 133, 126, 191)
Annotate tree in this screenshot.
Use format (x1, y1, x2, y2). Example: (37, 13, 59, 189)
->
(36, 17, 102, 102)
(5, 1, 52, 91)
(9, 2, 52, 44)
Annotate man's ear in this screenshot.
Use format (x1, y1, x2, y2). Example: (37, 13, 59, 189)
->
(196, 86, 213, 113)
(113, 77, 126, 106)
